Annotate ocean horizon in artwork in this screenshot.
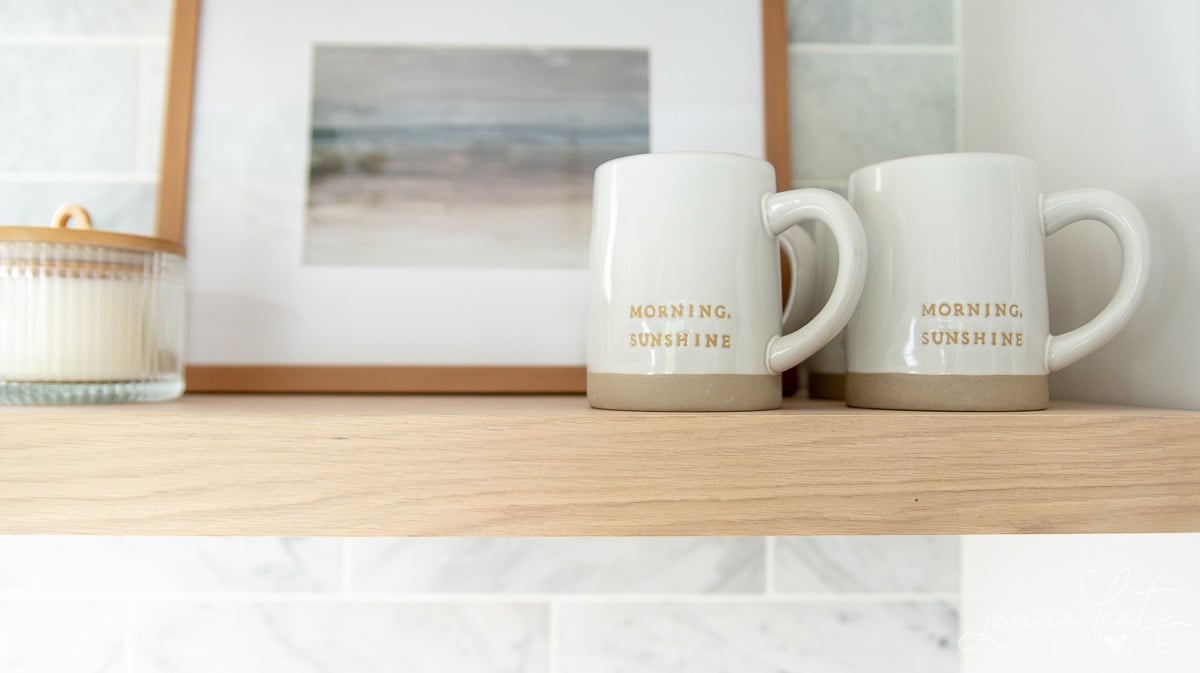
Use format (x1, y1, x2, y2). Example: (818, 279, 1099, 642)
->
(304, 45, 650, 268)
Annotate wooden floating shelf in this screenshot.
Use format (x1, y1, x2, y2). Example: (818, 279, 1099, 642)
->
(1, 395, 1197, 537)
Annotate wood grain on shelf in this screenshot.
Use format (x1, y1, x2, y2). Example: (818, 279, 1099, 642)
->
(1, 396, 1196, 537)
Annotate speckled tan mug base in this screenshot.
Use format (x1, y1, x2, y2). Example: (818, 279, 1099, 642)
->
(587, 373, 781, 412)
(845, 373, 1049, 411)
(807, 372, 846, 400)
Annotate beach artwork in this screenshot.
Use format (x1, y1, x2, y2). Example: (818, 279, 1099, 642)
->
(304, 45, 650, 268)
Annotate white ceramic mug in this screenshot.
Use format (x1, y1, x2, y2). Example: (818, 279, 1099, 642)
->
(587, 151, 867, 411)
(845, 153, 1150, 411)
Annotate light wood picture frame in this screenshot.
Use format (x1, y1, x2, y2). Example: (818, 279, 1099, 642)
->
(157, 0, 793, 393)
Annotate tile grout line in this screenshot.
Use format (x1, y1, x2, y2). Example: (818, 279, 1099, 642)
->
(958, 535, 968, 662)
(548, 600, 560, 673)
(124, 599, 138, 673)
(764, 536, 776, 595)
(953, 0, 966, 151)
(0, 35, 168, 47)
(791, 178, 847, 189)
(0, 591, 963, 604)
(788, 42, 958, 55)
(0, 172, 158, 183)
(132, 44, 146, 177)
(341, 538, 354, 594)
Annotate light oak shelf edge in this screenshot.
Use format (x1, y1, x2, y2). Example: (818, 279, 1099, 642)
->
(1, 394, 1197, 536)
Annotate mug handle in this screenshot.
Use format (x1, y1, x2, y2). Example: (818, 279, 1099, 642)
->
(763, 189, 868, 374)
(779, 226, 817, 335)
(1042, 189, 1151, 371)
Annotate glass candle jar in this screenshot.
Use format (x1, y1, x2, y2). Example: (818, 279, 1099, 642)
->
(0, 205, 186, 403)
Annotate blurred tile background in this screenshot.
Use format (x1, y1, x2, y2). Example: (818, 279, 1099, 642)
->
(0, 0, 963, 670)
(786, 0, 959, 190)
(0, 537, 341, 593)
(0, 0, 170, 35)
(788, 52, 956, 181)
(352, 537, 764, 594)
(0, 536, 960, 672)
(0, 600, 129, 673)
(559, 601, 959, 673)
(786, 0, 954, 44)
(776, 536, 960, 594)
(136, 602, 549, 673)
(0, 0, 166, 232)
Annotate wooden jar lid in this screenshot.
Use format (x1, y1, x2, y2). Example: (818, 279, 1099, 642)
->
(0, 204, 185, 257)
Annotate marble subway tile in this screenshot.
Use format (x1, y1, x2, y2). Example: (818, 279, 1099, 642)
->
(775, 536, 960, 593)
(136, 602, 547, 673)
(0, 537, 341, 593)
(0, 181, 157, 235)
(789, 52, 956, 181)
(787, 0, 955, 44)
(0, 0, 171, 36)
(0, 600, 128, 673)
(559, 600, 959, 673)
(0, 46, 139, 172)
(353, 537, 763, 594)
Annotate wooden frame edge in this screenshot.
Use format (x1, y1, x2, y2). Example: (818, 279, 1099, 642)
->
(185, 365, 586, 393)
(163, 2, 789, 393)
(155, 0, 200, 244)
(761, 0, 793, 192)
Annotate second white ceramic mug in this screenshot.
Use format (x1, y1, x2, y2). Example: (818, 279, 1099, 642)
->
(587, 151, 867, 411)
(844, 153, 1150, 411)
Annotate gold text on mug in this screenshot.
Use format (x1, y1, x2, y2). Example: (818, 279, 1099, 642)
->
(629, 303, 732, 320)
(921, 302, 1023, 319)
(629, 332, 733, 349)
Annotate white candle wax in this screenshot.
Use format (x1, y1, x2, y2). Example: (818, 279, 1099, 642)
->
(0, 273, 177, 382)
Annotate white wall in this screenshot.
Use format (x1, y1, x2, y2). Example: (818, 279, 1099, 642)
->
(961, 3, 1200, 671)
(961, 0, 1200, 410)
(962, 535, 1200, 673)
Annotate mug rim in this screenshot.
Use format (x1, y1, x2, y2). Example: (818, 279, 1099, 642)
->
(596, 150, 765, 173)
(848, 152, 1037, 183)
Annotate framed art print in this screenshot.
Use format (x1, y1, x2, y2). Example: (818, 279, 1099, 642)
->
(160, 0, 792, 391)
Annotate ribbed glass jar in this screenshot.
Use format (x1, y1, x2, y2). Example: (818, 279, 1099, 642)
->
(0, 207, 186, 404)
